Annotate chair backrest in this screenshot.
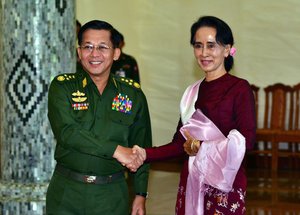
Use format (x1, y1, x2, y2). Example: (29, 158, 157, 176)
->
(292, 83, 300, 130)
(250, 84, 260, 123)
(263, 83, 293, 130)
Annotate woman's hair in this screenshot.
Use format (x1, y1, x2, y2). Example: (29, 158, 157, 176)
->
(77, 20, 121, 49)
(190, 16, 234, 72)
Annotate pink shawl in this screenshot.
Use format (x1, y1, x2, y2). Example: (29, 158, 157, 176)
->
(179, 80, 245, 215)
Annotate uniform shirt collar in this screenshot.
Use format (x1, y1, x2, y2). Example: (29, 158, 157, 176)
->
(76, 69, 117, 90)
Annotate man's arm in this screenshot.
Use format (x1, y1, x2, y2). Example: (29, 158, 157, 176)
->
(127, 90, 152, 212)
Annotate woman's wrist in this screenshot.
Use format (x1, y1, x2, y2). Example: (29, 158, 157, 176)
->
(191, 140, 201, 152)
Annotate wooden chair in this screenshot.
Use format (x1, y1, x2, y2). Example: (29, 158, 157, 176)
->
(255, 83, 293, 171)
(246, 85, 260, 168)
(293, 83, 300, 169)
(275, 83, 300, 169)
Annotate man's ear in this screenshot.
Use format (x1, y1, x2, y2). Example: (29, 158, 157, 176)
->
(113, 48, 121, 61)
(77, 47, 82, 60)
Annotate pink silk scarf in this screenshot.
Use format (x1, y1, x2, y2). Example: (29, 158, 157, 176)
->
(179, 80, 245, 215)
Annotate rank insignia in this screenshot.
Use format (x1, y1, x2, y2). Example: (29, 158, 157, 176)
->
(133, 82, 140, 89)
(82, 78, 87, 88)
(119, 77, 140, 89)
(112, 93, 132, 114)
(72, 90, 87, 102)
(71, 90, 88, 110)
(57, 74, 76, 82)
(57, 76, 65, 81)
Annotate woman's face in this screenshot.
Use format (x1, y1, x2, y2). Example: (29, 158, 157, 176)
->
(193, 26, 230, 74)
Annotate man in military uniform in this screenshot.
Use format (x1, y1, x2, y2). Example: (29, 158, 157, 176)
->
(46, 20, 152, 215)
(111, 32, 140, 84)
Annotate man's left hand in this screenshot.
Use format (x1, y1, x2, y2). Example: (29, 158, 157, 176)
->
(131, 195, 146, 215)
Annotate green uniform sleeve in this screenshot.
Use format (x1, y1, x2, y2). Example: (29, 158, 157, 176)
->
(128, 91, 152, 193)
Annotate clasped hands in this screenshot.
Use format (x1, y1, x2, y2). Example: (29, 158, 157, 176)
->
(113, 130, 201, 171)
(113, 145, 146, 172)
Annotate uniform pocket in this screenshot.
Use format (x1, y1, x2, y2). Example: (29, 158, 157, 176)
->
(106, 111, 135, 144)
(109, 110, 134, 126)
(73, 107, 94, 122)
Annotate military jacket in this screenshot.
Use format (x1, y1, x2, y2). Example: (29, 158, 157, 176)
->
(48, 69, 152, 193)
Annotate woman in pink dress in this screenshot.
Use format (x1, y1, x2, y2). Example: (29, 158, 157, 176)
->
(135, 16, 256, 215)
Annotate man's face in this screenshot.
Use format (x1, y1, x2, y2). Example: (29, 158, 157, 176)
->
(77, 29, 120, 79)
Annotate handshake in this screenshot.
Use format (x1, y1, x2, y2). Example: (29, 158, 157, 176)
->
(113, 145, 147, 172)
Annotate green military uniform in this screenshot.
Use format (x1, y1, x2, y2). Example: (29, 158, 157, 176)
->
(46, 69, 152, 215)
(111, 52, 140, 84)
(76, 61, 85, 74)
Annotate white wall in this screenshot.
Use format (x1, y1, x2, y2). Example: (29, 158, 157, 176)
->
(76, 0, 300, 145)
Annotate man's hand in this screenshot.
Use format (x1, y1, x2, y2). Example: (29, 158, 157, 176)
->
(113, 145, 143, 172)
(132, 145, 146, 162)
(183, 130, 201, 156)
(126, 145, 146, 171)
(131, 195, 146, 215)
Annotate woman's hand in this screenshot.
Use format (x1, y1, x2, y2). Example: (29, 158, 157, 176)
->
(183, 130, 201, 156)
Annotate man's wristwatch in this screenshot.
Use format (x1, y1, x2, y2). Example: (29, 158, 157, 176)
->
(136, 192, 148, 198)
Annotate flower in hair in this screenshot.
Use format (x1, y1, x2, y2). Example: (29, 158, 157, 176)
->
(230, 47, 236, 57)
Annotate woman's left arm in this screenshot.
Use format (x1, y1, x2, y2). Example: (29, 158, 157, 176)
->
(234, 81, 256, 151)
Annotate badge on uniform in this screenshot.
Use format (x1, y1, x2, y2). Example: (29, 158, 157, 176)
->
(71, 90, 89, 110)
(112, 93, 132, 114)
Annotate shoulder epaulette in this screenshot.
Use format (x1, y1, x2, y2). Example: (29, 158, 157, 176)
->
(56, 73, 77, 82)
(114, 76, 141, 89)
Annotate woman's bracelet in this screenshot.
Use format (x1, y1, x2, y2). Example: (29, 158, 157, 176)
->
(191, 139, 200, 151)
